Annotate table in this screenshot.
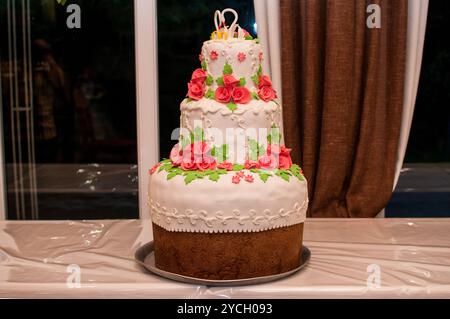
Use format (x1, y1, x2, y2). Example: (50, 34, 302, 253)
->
(1, 218, 450, 298)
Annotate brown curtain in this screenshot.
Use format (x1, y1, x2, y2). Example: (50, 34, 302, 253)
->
(280, 0, 408, 217)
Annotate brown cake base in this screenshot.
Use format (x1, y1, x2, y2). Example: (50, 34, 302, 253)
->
(152, 223, 304, 280)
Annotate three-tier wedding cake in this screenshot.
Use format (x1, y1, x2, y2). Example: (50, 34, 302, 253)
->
(148, 9, 308, 280)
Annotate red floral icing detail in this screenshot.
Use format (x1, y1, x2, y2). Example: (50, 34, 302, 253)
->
(244, 160, 260, 169)
(223, 75, 239, 89)
(187, 81, 205, 100)
(180, 161, 196, 170)
(196, 158, 217, 171)
(266, 144, 293, 169)
(232, 175, 241, 184)
(173, 142, 217, 171)
(278, 148, 292, 169)
(149, 163, 160, 174)
(217, 161, 233, 171)
(191, 68, 207, 84)
(199, 53, 204, 62)
(170, 143, 183, 166)
(215, 86, 232, 103)
(244, 174, 254, 183)
(236, 171, 245, 178)
(210, 50, 219, 60)
(259, 75, 272, 87)
(237, 52, 246, 62)
(257, 85, 277, 102)
(259, 52, 263, 62)
(258, 154, 278, 170)
(256, 75, 277, 102)
(232, 87, 251, 104)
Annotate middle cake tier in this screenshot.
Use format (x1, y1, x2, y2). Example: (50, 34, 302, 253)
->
(179, 98, 283, 164)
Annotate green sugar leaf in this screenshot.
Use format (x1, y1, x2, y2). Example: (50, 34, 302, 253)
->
(205, 75, 213, 86)
(244, 35, 253, 40)
(223, 62, 233, 75)
(275, 170, 290, 182)
(232, 164, 244, 171)
(184, 172, 197, 185)
(257, 64, 263, 76)
(251, 92, 259, 100)
(227, 102, 237, 111)
(239, 77, 246, 87)
(201, 60, 207, 70)
(216, 76, 224, 86)
(166, 171, 178, 180)
(208, 172, 220, 182)
(259, 172, 272, 183)
(251, 74, 260, 86)
(205, 88, 215, 99)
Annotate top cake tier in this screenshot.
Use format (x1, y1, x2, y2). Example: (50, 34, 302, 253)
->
(200, 39, 263, 91)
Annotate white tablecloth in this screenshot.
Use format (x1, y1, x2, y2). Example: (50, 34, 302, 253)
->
(1, 218, 450, 298)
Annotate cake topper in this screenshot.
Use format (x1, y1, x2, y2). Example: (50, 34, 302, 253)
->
(211, 8, 246, 40)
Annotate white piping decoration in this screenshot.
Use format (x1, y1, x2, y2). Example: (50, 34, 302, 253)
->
(149, 196, 308, 233)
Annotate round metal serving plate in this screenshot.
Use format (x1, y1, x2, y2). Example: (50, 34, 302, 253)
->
(135, 241, 311, 286)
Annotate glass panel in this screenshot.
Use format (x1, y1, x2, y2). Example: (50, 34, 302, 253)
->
(157, 0, 256, 157)
(386, 0, 450, 217)
(0, 0, 138, 219)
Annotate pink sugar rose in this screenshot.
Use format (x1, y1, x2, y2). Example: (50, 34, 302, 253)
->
(210, 50, 219, 60)
(258, 75, 272, 88)
(257, 85, 277, 102)
(266, 144, 293, 169)
(187, 81, 205, 100)
(180, 161, 196, 171)
(199, 53, 204, 62)
(223, 75, 239, 89)
(244, 159, 260, 169)
(215, 86, 232, 103)
(217, 161, 233, 171)
(191, 68, 207, 84)
(236, 171, 245, 178)
(232, 175, 241, 184)
(196, 158, 216, 171)
(278, 152, 293, 169)
(258, 154, 278, 170)
(170, 143, 183, 166)
(244, 174, 254, 183)
(237, 52, 246, 62)
(185, 141, 211, 161)
(232, 87, 251, 104)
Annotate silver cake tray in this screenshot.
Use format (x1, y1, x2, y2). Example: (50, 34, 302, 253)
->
(135, 241, 311, 286)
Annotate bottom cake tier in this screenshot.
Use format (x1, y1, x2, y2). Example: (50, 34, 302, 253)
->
(153, 223, 303, 280)
(148, 167, 308, 279)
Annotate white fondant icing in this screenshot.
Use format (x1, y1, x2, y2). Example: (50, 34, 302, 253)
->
(179, 98, 283, 163)
(148, 170, 308, 233)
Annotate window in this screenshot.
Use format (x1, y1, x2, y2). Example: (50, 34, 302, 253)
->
(0, 0, 138, 219)
(386, 0, 450, 217)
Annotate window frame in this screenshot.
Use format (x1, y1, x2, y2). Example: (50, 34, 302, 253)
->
(134, 0, 160, 219)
